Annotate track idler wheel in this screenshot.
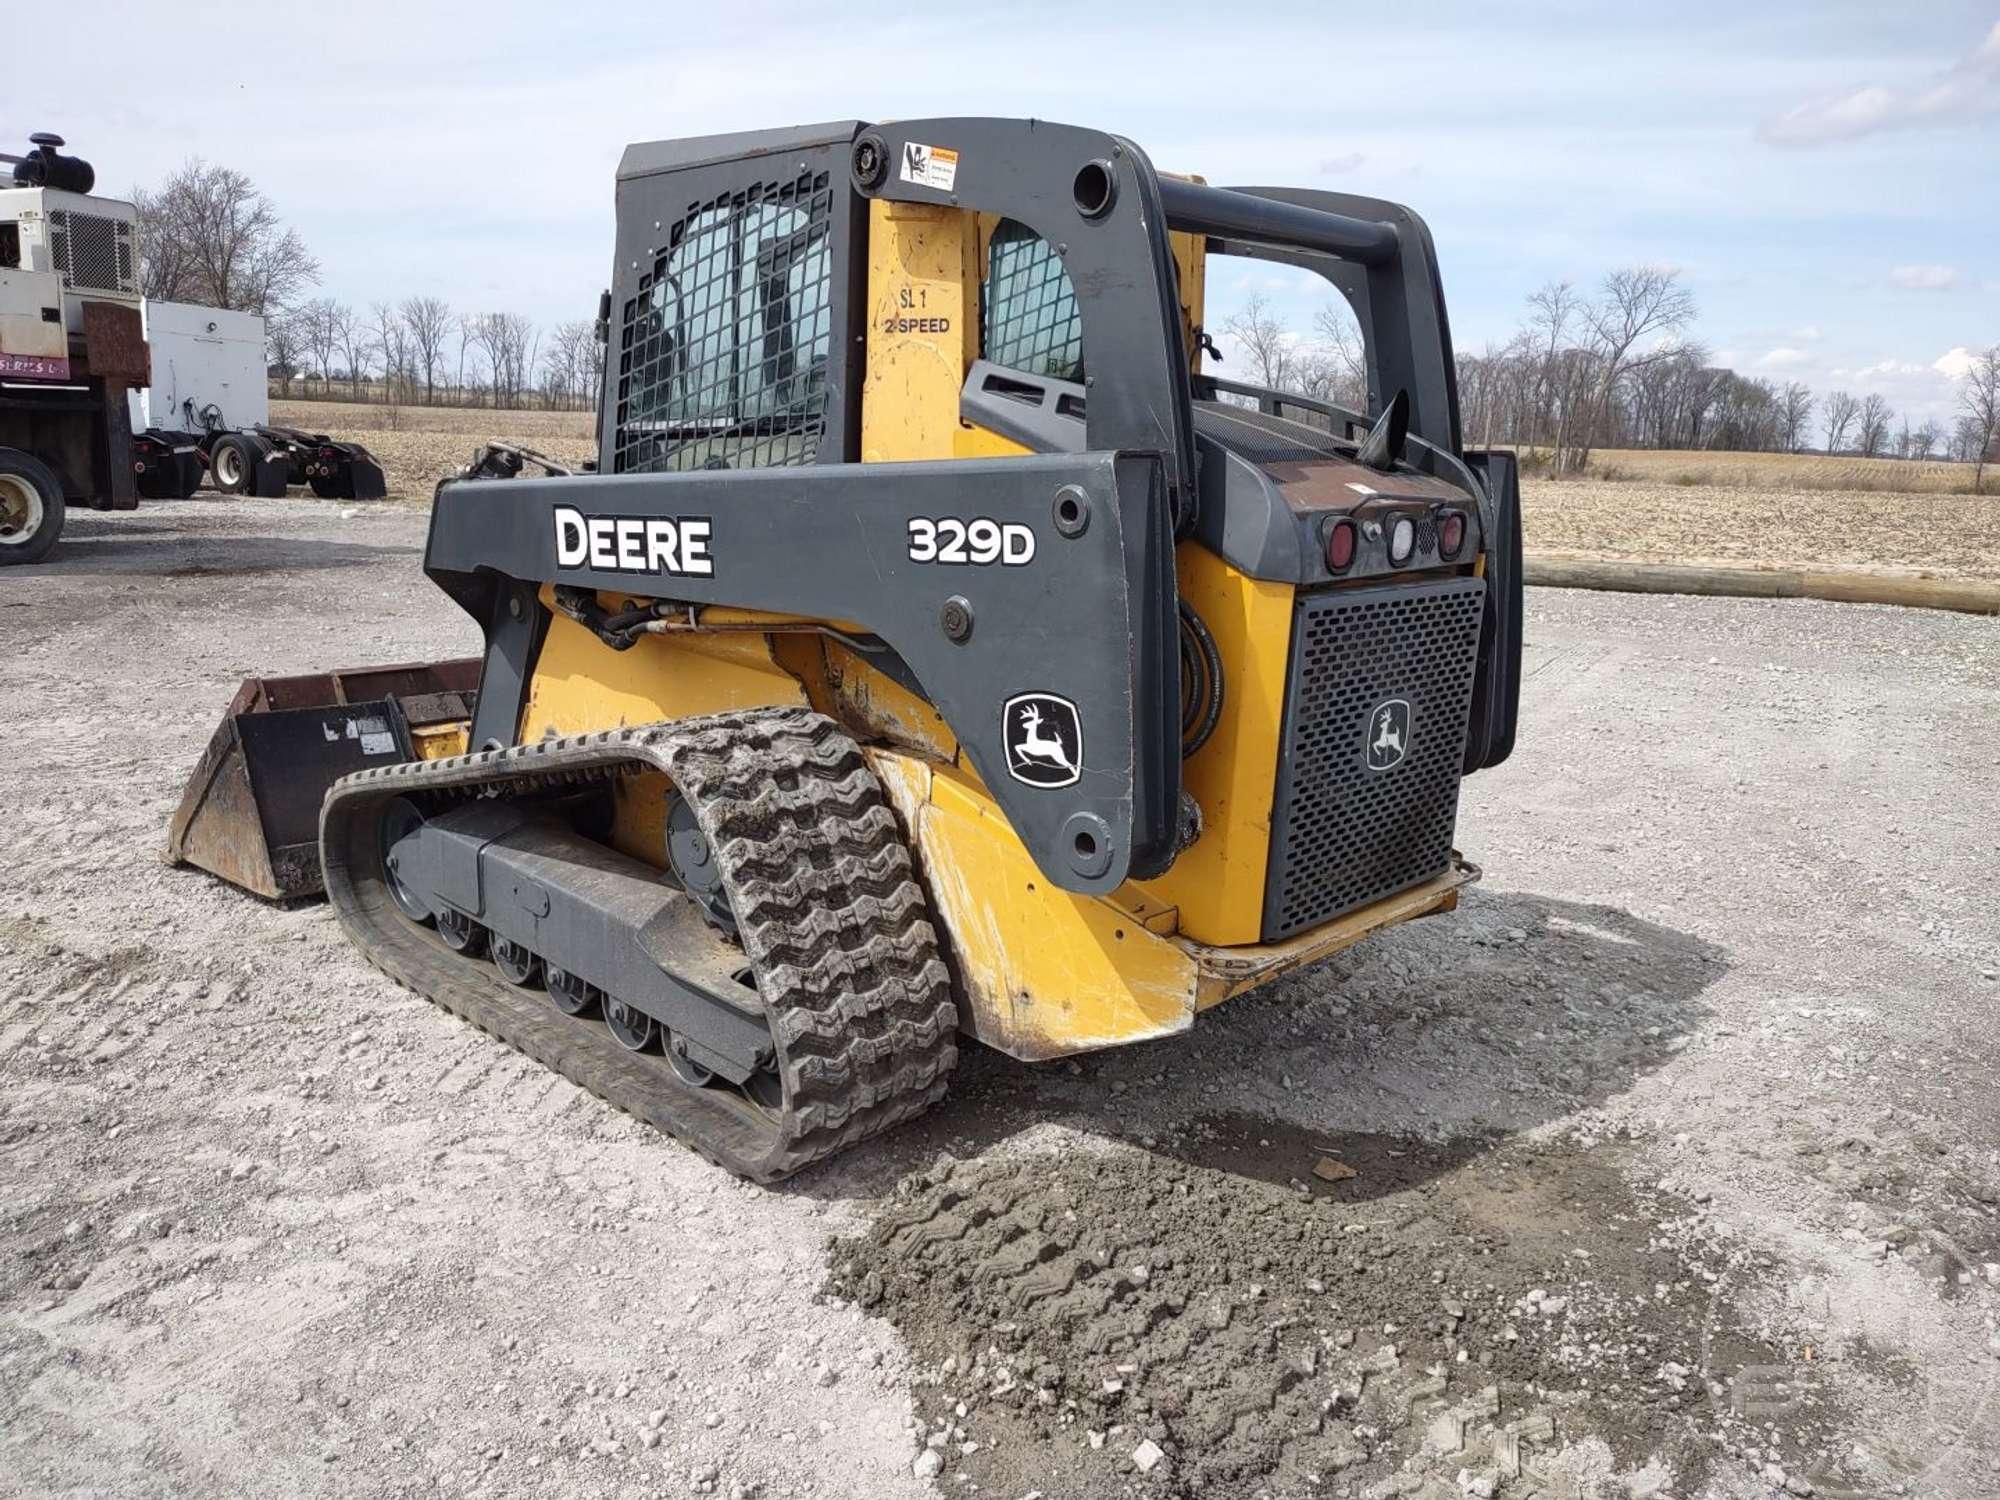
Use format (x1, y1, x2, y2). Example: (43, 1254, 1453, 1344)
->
(491, 936, 541, 988)
(435, 907, 486, 956)
(380, 798, 431, 923)
(545, 966, 600, 1018)
(604, 997, 655, 1052)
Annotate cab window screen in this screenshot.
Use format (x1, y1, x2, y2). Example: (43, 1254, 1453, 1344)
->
(982, 220, 1082, 381)
(614, 172, 834, 473)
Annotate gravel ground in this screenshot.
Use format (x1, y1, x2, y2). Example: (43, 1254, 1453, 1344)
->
(1, 496, 1996, 1499)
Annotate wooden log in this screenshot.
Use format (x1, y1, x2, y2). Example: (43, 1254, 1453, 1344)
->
(1523, 557, 2000, 616)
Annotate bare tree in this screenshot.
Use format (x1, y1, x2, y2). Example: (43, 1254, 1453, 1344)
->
(456, 314, 480, 404)
(265, 311, 305, 397)
(298, 297, 340, 392)
(1778, 382, 1815, 453)
(1563, 266, 1697, 473)
(1220, 293, 1297, 392)
(332, 303, 369, 398)
(1855, 393, 1894, 458)
(1959, 346, 2000, 494)
(133, 159, 318, 314)
(400, 296, 452, 405)
(1821, 390, 1860, 453)
(368, 302, 408, 403)
(1911, 419, 1941, 461)
(1306, 302, 1367, 411)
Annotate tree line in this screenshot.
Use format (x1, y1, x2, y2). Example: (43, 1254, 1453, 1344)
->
(1225, 268, 2000, 491)
(133, 158, 601, 413)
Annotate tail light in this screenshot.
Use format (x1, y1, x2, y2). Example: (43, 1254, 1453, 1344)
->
(1325, 519, 1357, 572)
(1439, 510, 1466, 558)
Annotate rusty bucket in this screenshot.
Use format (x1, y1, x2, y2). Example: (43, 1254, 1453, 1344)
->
(167, 659, 481, 900)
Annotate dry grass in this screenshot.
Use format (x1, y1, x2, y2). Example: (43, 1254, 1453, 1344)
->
(269, 399, 595, 440)
(267, 399, 596, 500)
(1542, 447, 1982, 496)
(1522, 478, 1997, 580)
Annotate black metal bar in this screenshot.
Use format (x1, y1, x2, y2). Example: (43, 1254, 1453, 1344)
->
(1157, 178, 1400, 267)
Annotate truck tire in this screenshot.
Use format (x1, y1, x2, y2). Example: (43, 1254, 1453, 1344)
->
(209, 433, 257, 495)
(0, 448, 66, 566)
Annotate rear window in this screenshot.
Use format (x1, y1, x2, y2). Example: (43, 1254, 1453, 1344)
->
(982, 220, 1081, 381)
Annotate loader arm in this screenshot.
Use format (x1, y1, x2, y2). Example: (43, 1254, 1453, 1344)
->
(425, 450, 1180, 895)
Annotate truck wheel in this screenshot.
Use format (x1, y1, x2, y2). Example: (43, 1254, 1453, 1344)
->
(0, 448, 65, 566)
(209, 434, 256, 495)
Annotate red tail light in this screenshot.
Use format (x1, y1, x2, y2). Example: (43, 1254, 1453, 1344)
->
(1439, 510, 1466, 558)
(1325, 519, 1357, 572)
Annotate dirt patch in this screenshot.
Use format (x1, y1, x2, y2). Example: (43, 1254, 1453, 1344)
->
(828, 1123, 1848, 1499)
(1520, 479, 1998, 581)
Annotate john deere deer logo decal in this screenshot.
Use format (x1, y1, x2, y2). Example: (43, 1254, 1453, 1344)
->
(1367, 699, 1411, 771)
(1003, 693, 1083, 788)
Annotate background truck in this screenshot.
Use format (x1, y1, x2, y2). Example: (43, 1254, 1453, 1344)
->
(0, 133, 147, 563)
(0, 132, 388, 567)
(128, 297, 389, 505)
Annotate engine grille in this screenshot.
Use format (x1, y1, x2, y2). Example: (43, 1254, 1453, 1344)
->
(47, 209, 137, 296)
(1262, 576, 1486, 941)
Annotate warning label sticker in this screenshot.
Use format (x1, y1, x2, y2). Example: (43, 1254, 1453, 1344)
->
(899, 142, 959, 192)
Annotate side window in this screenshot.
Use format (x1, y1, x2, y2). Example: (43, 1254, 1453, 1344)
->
(0, 224, 18, 270)
(615, 174, 834, 473)
(982, 219, 1082, 382)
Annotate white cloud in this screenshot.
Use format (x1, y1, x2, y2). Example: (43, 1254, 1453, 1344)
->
(1934, 347, 1977, 380)
(1757, 347, 1811, 368)
(1758, 20, 2000, 146)
(1789, 324, 1823, 342)
(1888, 263, 1963, 290)
(1317, 152, 1367, 176)
(1853, 359, 1929, 380)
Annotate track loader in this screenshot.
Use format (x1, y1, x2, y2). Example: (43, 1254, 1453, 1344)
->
(170, 118, 1523, 1180)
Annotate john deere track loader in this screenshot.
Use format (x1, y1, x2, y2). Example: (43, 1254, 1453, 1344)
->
(171, 118, 1523, 1180)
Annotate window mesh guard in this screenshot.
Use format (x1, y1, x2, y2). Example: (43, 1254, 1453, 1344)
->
(983, 220, 1082, 381)
(614, 171, 835, 473)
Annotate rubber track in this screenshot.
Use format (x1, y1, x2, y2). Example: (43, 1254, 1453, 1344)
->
(320, 706, 957, 1181)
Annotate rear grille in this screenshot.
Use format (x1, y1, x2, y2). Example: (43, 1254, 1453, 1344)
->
(47, 209, 137, 295)
(1262, 577, 1486, 941)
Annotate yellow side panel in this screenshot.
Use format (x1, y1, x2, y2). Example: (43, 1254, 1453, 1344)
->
(520, 607, 805, 743)
(953, 425, 1033, 460)
(520, 604, 808, 870)
(826, 642, 960, 762)
(861, 200, 978, 464)
(870, 751, 1197, 1062)
(1135, 545, 1295, 946)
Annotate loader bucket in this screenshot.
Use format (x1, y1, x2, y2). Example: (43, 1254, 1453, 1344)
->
(167, 659, 481, 900)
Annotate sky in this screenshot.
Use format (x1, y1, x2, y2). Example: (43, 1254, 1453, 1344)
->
(16, 1, 1998, 427)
